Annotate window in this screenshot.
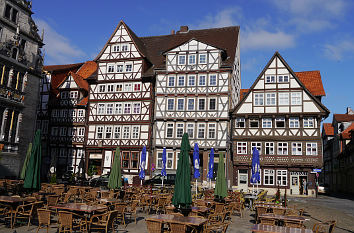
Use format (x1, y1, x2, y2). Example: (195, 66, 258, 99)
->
(134, 83, 141, 91)
(265, 76, 275, 83)
(291, 92, 302, 105)
(187, 123, 194, 138)
(277, 170, 287, 186)
(178, 76, 185, 86)
(209, 98, 216, 110)
(177, 99, 184, 111)
(122, 152, 129, 168)
(4, 5, 18, 23)
(292, 142, 302, 155)
(124, 83, 132, 92)
(61, 92, 68, 99)
(113, 45, 120, 52)
(209, 75, 217, 86)
(188, 54, 196, 64)
(187, 99, 194, 110)
(178, 55, 186, 65)
(198, 124, 205, 139)
(198, 99, 205, 110)
(125, 64, 132, 72)
(157, 151, 174, 169)
(166, 123, 173, 138)
(114, 126, 121, 139)
(96, 126, 103, 139)
(188, 76, 195, 86)
(132, 126, 139, 139)
(199, 54, 206, 64)
(115, 103, 122, 114)
(131, 152, 139, 168)
(264, 170, 275, 185)
(106, 103, 113, 114)
(107, 85, 114, 92)
(262, 118, 272, 128)
(237, 142, 247, 154)
(199, 75, 206, 86)
(251, 142, 261, 154)
(78, 110, 84, 117)
(51, 127, 58, 136)
(275, 117, 285, 128)
(278, 75, 289, 83)
(105, 126, 112, 139)
(168, 76, 175, 87)
(303, 117, 315, 128)
(254, 93, 264, 106)
(99, 85, 106, 93)
(4, 5, 11, 19)
(98, 104, 105, 114)
(133, 103, 141, 114)
(306, 143, 317, 155)
(124, 103, 131, 114)
(266, 93, 276, 105)
(277, 142, 288, 155)
(123, 126, 130, 139)
(116, 84, 123, 92)
(122, 45, 128, 51)
(208, 124, 216, 139)
(117, 65, 123, 72)
(265, 142, 274, 155)
(78, 127, 84, 136)
(108, 64, 114, 73)
(289, 117, 299, 128)
(235, 118, 245, 128)
(167, 99, 174, 110)
(250, 118, 259, 128)
(176, 123, 184, 138)
(279, 93, 289, 105)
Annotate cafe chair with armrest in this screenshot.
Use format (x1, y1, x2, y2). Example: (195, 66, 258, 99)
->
(284, 219, 305, 228)
(88, 210, 118, 233)
(313, 220, 336, 233)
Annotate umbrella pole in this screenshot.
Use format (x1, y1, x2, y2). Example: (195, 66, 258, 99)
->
(209, 179, 211, 189)
(195, 179, 197, 196)
(162, 177, 164, 187)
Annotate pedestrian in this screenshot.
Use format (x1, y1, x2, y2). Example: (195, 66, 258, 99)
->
(305, 180, 309, 195)
(303, 179, 307, 195)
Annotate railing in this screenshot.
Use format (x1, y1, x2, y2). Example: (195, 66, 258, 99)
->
(234, 154, 322, 167)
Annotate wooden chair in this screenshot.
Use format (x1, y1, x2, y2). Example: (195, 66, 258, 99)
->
(58, 211, 86, 233)
(256, 206, 268, 223)
(259, 217, 276, 226)
(284, 219, 305, 228)
(12, 201, 42, 229)
(205, 222, 230, 233)
(88, 210, 118, 233)
(0, 203, 14, 227)
(125, 200, 139, 224)
(146, 219, 163, 233)
(169, 222, 188, 232)
(114, 203, 126, 226)
(37, 209, 51, 233)
(231, 201, 244, 217)
(46, 195, 59, 209)
(313, 220, 336, 233)
(272, 207, 286, 215)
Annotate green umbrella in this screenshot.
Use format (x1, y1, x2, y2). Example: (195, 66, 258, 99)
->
(24, 130, 42, 190)
(108, 147, 122, 189)
(20, 143, 32, 180)
(214, 152, 227, 199)
(172, 133, 192, 208)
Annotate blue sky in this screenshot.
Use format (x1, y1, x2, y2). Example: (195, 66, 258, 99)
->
(32, 0, 354, 122)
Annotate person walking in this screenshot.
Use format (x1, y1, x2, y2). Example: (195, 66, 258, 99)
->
(303, 179, 307, 195)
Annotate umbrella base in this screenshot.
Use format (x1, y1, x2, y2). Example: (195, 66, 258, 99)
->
(214, 196, 226, 203)
(178, 207, 192, 217)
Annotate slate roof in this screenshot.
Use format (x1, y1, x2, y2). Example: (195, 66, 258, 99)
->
(295, 71, 326, 97)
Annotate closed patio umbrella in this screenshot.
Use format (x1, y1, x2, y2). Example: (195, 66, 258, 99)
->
(139, 146, 146, 185)
(251, 147, 261, 195)
(172, 133, 192, 208)
(214, 152, 227, 199)
(20, 143, 32, 180)
(108, 147, 122, 189)
(193, 143, 200, 196)
(161, 147, 167, 186)
(24, 130, 42, 190)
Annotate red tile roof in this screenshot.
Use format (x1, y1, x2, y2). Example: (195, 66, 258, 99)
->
(334, 114, 354, 122)
(76, 61, 98, 79)
(341, 123, 354, 139)
(294, 71, 325, 97)
(69, 72, 89, 91)
(44, 63, 83, 72)
(77, 96, 88, 106)
(323, 123, 334, 136)
(240, 89, 249, 101)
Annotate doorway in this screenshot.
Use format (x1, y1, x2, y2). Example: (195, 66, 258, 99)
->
(238, 169, 248, 191)
(290, 172, 308, 195)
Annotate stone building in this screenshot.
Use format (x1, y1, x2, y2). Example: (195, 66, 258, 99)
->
(0, 0, 43, 177)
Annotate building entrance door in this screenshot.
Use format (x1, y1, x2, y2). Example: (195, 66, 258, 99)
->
(238, 169, 248, 191)
(290, 172, 308, 195)
(290, 175, 300, 195)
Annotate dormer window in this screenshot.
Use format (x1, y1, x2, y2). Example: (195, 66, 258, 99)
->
(178, 55, 186, 65)
(188, 54, 196, 65)
(4, 4, 18, 23)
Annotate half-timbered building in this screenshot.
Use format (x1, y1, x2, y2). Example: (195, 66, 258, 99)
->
(151, 26, 240, 183)
(86, 21, 153, 179)
(43, 61, 96, 177)
(231, 52, 329, 196)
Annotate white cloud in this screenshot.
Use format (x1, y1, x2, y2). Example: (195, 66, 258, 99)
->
(36, 19, 86, 65)
(241, 30, 295, 50)
(192, 7, 242, 29)
(323, 39, 354, 61)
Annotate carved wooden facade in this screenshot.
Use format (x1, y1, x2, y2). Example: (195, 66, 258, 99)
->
(231, 52, 329, 196)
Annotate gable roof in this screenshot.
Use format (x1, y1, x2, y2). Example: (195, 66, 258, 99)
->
(294, 71, 325, 97)
(232, 51, 330, 116)
(322, 123, 334, 136)
(341, 123, 354, 139)
(239, 89, 249, 101)
(334, 114, 354, 122)
(76, 61, 98, 79)
(44, 63, 83, 72)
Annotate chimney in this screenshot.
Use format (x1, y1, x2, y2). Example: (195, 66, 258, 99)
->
(178, 26, 189, 33)
(171, 30, 175, 35)
(347, 107, 354, 115)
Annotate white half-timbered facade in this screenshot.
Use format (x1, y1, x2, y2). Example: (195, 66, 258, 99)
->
(152, 26, 240, 182)
(231, 52, 329, 196)
(86, 21, 153, 179)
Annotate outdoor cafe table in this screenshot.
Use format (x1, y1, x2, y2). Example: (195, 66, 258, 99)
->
(98, 198, 121, 204)
(259, 213, 309, 225)
(0, 196, 34, 204)
(50, 203, 107, 214)
(244, 194, 257, 209)
(252, 224, 313, 233)
(146, 214, 207, 232)
(166, 206, 210, 215)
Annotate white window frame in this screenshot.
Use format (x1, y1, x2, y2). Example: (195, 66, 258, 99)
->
(235, 117, 245, 128)
(277, 142, 288, 155)
(113, 45, 119, 52)
(187, 99, 194, 111)
(289, 117, 300, 128)
(133, 103, 141, 114)
(209, 98, 216, 110)
(124, 103, 131, 114)
(177, 99, 184, 111)
(134, 83, 141, 92)
(266, 93, 276, 105)
(277, 170, 287, 186)
(265, 142, 274, 155)
(265, 75, 276, 83)
(114, 126, 121, 139)
(178, 55, 186, 65)
(197, 123, 205, 139)
(121, 44, 128, 51)
(98, 104, 105, 115)
(275, 117, 285, 128)
(115, 103, 122, 114)
(116, 84, 123, 92)
(251, 142, 262, 154)
(125, 64, 132, 72)
(279, 93, 289, 105)
(166, 123, 174, 138)
(187, 123, 194, 138)
(237, 142, 247, 154)
(291, 92, 302, 105)
(107, 64, 114, 73)
(199, 54, 207, 64)
(199, 75, 206, 86)
(167, 99, 174, 111)
(96, 126, 104, 139)
(124, 83, 132, 92)
(198, 98, 205, 111)
(209, 75, 217, 86)
(78, 127, 84, 137)
(278, 75, 289, 83)
(262, 118, 272, 128)
(168, 76, 175, 87)
(306, 143, 318, 155)
(264, 169, 275, 186)
(122, 126, 130, 139)
(99, 84, 106, 93)
(254, 93, 264, 106)
(178, 76, 185, 87)
(105, 126, 112, 139)
(176, 123, 184, 138)
(292, 142, 302, 155)
(188, 54, 196, 65)
(208, 123, 216, 139)
(303, 117, 315, 128)
(106, 103, 113, 115)
(132, 126, 139, 139)
(117, 65, 123, 72)
(188, 75, 195, 86)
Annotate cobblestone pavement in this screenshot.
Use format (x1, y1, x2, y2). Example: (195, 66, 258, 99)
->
(0, 194, 353, 232)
